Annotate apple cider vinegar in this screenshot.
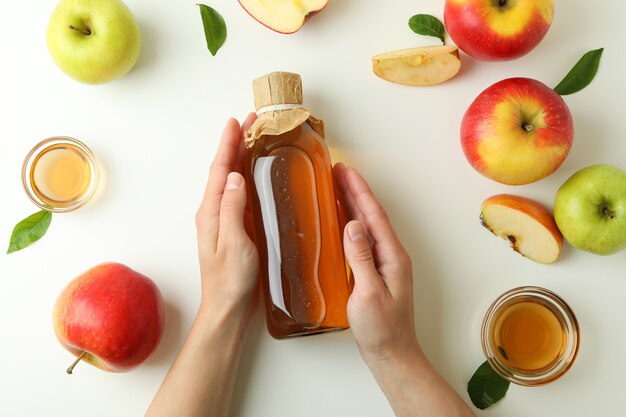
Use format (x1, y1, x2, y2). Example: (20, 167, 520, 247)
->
(31, 143, 91, 205)
(491, 300, 565, 372)
(243, 72, 352, 338)
(22, 137, 99, 212)
(482, 287, 580, 386)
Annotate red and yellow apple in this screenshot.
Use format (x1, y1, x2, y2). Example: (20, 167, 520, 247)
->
(461, 77, 573, 185)
(444, 0, 554, 61)
(238, 0, 327, 34)
(53, 262, 164, 373)
(481, 194, 563, 264)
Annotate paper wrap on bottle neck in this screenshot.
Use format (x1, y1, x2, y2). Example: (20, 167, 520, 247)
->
(244, 71, 324, 148)
(244, 108, 325, 148)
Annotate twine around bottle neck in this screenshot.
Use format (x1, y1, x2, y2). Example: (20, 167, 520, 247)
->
(256, 103, 305, 115)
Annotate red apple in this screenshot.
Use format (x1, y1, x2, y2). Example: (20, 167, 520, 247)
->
(238, 0, 328, 34)
(481, 194, 563, 264)
(53, 262, 164, 373)
(461, 77, 573, 185)
(444, 0, 554, 61)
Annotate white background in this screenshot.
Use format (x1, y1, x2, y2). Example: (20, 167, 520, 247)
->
(1, 0, 625, 416)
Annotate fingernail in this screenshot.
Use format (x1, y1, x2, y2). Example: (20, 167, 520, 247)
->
(225, 172, 242, 190)
(348, 221, 365, 241)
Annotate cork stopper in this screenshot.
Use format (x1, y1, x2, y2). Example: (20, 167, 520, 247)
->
(253, 72, 303, 111)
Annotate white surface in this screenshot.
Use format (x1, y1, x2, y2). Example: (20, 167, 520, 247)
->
(1, 1, 625, 416)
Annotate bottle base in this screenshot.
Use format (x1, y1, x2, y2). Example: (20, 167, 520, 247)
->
(269, 325, 350, 340)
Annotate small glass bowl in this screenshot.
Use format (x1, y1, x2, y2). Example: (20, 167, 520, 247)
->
(22, 136, 99, 213)
(481, 286, 580, 386)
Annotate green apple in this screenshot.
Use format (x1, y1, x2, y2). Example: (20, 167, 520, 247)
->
(46, 0, 141, 84)
(554, 164, 626, 255)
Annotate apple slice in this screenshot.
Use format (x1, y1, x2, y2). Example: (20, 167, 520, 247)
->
(480, 194, 563, 264)
(238, 0, 327, 34)
(372, 45, 461, 86)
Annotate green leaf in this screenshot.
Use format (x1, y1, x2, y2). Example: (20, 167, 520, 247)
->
(554, 48, 604, 96)
(467, 360, 510, 410)
(7, 210, 52, 254)
(408, 14, 446, 44)
(197, 4, 227, 56)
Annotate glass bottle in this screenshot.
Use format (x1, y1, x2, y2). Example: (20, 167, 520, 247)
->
(243, 72, 352, 338)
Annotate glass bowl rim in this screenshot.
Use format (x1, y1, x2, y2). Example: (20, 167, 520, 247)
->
(21, 136, 99, 213)
(480, 285, 580, 387)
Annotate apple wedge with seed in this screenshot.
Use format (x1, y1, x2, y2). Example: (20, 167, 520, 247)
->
(480, 194, 563, 264)
(372, 45, 461, 86)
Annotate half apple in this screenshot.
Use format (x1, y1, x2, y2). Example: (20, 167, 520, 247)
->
(480, 194, 563, 264)
(372, 45, 461, 86)
(239, 0, 328, 34)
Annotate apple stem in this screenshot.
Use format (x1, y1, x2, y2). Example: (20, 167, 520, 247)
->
(498, 0, 507, 6)
(603, 207, 615, 220)
(68, 25, 92, 36)
(66, 351, 87, 375)
(523, 124, 534, 132)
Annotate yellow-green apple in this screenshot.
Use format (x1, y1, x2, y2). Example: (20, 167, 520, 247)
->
(53, 262, 164, 373)
(444, 0, 553, 61)
(238, 0, 327, 34)
(372, 45, 462, 86)
(47, 0, 141, 84)
(481, 194, 563, 263)
(554, 165, 626, 255)
(461, 77, 573, 185)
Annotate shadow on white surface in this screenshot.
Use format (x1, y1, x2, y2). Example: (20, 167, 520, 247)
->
(131, 19, 160, 77)
(143, 299, 184, 368)
(454, 51, 480, 82)
(562, 112, 609, 172)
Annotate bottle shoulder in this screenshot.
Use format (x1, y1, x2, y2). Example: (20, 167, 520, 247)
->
(246, 122, 329, 161)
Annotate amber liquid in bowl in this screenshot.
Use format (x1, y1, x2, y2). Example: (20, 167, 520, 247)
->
(30, 143, 93, 207)
(23, 137, 98, 212)
(491, 300, 565, 373)
(482, 286, 579, 386)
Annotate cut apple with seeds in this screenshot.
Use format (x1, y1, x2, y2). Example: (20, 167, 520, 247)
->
(238, 0, 327, 34)
(480, 194, 563, 264)
(372, 45, 461, 86)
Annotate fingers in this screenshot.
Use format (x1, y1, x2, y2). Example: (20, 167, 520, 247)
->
(235, 112, 258, 173)
(343, 221, 389, 297)
(237, 112, 257, 239)
(343, 167, 405, 260)
(197, 118, 242, 243)
(332, 163, 364, 223)
(197, 116, 254, 251)
(218, 172, 249, 246)
(241, 112, 257, 131)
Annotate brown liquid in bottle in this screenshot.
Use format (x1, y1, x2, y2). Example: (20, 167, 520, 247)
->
(243, 73, 351, 338)
(245, 123, 351, 338)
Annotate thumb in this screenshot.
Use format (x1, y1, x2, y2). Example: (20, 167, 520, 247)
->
(218, 172, 248, 238)
(344, 221, 384, 293)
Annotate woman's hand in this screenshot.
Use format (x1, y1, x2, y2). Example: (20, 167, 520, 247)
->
(333, 163, 418, 363)
(196, 114, 259, 322)
(145, 114, 260, 417)
(333, 163, 475, 417)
